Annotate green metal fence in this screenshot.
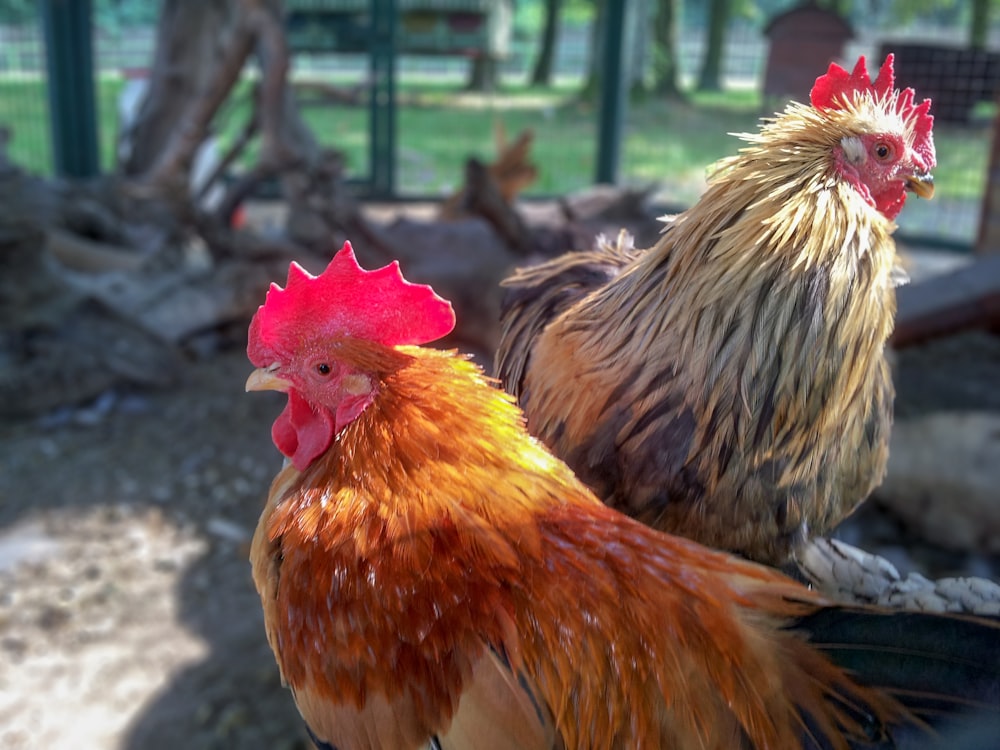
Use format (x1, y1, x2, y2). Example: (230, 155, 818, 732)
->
(0, 1, 993, 249)
(0, 18, 51, 173)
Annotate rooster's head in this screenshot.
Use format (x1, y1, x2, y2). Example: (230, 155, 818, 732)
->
(810, 54, 935, 220)
(246, 242, 455, 469)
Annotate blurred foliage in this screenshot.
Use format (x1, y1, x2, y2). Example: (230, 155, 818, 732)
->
(0, 0, 160, 28)
(0, 0, 35, 24)
(0, 0, 991, 39)
(93, 0, 161, 31)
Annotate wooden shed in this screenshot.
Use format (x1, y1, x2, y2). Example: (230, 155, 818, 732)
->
(285, 0, 512, 58)
(763, 1, 853, 104)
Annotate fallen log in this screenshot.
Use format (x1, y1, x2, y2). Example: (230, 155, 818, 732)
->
(891, 254, 1000, 348)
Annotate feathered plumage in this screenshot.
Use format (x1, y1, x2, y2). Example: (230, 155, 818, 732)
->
(495, 55, 935, 565)
(246, 245, 999, 750)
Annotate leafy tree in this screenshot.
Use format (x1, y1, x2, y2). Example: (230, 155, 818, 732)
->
(818, 0, 993, 52)
(651, 0, 683, 98)
(0, 0, 38, 25)
(970, 0, 991, 50)
(580, 0, 606, 100)
(625, 0, 651, 93)
(466, 56, 500, 91)
(0, 0, 160, 28)
(815, 0, 850, 15)
(94, 0, 161, 31)
(696, 0, 730, 92)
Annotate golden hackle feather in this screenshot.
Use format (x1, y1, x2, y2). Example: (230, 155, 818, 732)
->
(253, 344, 907, 749)
(502, 96, 903, 563)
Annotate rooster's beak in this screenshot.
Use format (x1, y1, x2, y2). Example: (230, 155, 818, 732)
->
(246, 364, 292, 393)
(906, 173, 934, 200)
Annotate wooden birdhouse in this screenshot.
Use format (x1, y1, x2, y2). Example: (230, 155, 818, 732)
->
(763, 1, 854, 105)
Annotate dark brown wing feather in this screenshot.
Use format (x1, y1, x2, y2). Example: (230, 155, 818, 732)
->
(494, 229, 643, 395)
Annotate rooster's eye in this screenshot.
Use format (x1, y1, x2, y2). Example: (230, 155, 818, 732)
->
(872, 141, 894, 161)
(316, 363, 332, 376)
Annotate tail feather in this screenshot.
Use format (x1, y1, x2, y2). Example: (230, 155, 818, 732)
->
(495, 230, 640, 396)
(791, 607, 1000, 744)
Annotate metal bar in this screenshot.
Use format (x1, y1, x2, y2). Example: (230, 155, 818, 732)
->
(369, 0, 397, 197)
(595, 0, 629, 184)
(40, 0, 100, 177)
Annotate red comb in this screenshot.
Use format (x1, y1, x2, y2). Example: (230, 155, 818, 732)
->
(811, 55, 894, 110)
(810, 54, 935, 168)
(248, 242, 456, 364)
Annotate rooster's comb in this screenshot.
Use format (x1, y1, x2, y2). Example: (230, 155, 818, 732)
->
(810, 54, 934, 167)
(248, 242, 455, 362)
(811, 55, 895, 110)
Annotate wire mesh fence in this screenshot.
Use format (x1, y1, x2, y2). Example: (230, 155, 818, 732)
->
(0, 2, 993, 248)
(0, 21, 51, 174)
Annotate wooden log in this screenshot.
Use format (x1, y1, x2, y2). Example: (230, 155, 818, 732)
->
(976, 97, 1000, 255)
(891, 254, 1000, 348)
(46, 229, 144, 273)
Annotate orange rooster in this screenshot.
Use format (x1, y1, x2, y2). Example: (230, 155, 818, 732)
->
(246, 244, 998, 750)
(495, 55, 934, 566)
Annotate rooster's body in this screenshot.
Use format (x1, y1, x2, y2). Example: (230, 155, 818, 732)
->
(246, 246, 998, 750)
(496, 56, 935, 564)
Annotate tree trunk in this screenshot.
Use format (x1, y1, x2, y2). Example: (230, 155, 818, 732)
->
(123, 0, 310, 198)
(970, 0, 991, 51)
(625, 0, 649, 93)
(696, 0, 729, 92)
(529, 0, 561, 86)
(580, 0, 606, 100)
(466, 56, 500, 91)
(119, 0, 380, 257)
(120, 0, 236, 177)
(651, 0, 683, 98)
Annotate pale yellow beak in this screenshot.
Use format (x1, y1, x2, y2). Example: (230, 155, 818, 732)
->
(906, 173, 934, 200)
(246, 365, 292, 393)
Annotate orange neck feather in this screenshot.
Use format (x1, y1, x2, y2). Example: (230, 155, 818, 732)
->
(258, 347, 595, 732)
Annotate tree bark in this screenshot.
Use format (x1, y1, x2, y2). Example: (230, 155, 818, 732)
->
(626, 0, 651, 93)
(580, 0, 606, 100)
(120, 0, 235, 178)
(651, 0, 684, 98)
(696, 0, 730, 92)
(529, 0, 561, 86)
(118, 0, 376, 257)
(970, 0, 991, 51)
(466, 55, 501, 92)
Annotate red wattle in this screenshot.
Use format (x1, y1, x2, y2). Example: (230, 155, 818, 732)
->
(272, 390, 336, 470)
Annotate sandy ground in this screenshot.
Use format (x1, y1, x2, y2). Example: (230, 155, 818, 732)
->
(0, 348, 307, 749)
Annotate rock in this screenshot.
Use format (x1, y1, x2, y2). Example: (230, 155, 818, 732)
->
(873, 411, 1000, 553)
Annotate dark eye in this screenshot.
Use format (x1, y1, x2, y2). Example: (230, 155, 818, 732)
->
(316, 363, 332, 376)
(872, 141, 894, 161)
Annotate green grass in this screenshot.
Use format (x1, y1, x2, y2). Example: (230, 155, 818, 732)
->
(0, 74, 988, 213)
(0, 76, 53, 173)
(0, 75, 130, 174)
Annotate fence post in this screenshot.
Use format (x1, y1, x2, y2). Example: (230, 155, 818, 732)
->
(595, 0, 629, 185)
(369, 0, 397, 198)
(40, 0, 100, 178)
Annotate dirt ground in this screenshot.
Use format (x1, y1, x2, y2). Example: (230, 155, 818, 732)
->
(0, 345, 308, 749)
(1, 247, 999, 749)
